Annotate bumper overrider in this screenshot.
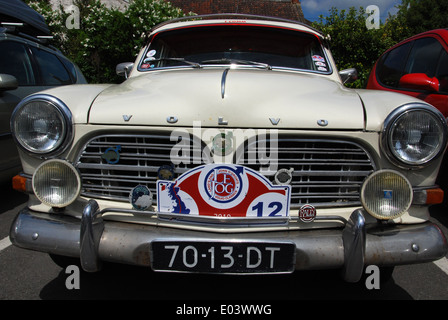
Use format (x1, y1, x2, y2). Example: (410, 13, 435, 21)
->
(10, 200, 447, 282)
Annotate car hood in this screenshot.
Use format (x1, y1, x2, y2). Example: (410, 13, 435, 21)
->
(88, 68, 365, 129)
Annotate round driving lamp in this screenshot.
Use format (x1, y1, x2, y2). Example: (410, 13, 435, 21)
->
(361, 170, 413, 220)
(11, 95, 73, 156)
(32, 160, 81, 208)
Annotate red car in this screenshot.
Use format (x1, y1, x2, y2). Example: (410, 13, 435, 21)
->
(367, 29, 448, 118)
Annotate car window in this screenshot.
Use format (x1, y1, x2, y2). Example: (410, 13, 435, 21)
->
(404, 37, 443, 78)
(436, 48, 448, 93)
(59, 56, 78, 83)
(141, 25, 330, 72)
(376, 41, 412, 88)
(0, 41, 35, 85)
(30, 47, 73, 85)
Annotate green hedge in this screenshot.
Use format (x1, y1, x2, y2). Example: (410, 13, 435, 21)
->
(26, 0, 189, 83)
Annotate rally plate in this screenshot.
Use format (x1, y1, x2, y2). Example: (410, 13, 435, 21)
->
(151, 241, 296, 274)
(157, 164, 291, 218)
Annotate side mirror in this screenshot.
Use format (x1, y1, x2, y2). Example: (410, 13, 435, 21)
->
(116, 62, 134, 79)
(399, 73, 439, 92)
(339, 68, 358, 84)
(0, 74, 18, 91)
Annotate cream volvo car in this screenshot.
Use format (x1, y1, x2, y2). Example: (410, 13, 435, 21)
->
(9, 14, 448, 282)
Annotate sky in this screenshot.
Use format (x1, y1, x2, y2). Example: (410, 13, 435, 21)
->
(300, 0, 403, 22)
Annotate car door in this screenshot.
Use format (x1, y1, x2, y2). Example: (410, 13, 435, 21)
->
(401, 36, 448, 116)
(0, 40, 46, 178)
(373, 35, 448, 117)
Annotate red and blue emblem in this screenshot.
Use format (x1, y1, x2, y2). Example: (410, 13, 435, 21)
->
(157, 164, 291, 217)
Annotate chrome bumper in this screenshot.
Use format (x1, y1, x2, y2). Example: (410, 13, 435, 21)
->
(10, 200, 448, 282)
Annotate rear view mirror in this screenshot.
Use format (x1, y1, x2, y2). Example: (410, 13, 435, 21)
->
(399, 73, 439, 92)
(116, 62, 134, 79)
(0, 73, 18, 92)
(339, 68, 358, 84)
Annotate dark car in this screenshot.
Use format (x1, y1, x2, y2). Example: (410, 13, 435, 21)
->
(0, 0, 86, 183)
(367, 29, 448, 117)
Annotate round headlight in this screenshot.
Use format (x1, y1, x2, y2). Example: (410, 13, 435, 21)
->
(32, 159, 81, 208)
(361, 170, 412, 220)
(11, 95, 72, 156)
(382, 104, 447, 167)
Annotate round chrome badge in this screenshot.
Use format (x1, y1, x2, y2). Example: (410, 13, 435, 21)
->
(274, 168, 293, 185)
(299, 204, 316, 223)
(211, 132, 233, 156)
(129, 185, 153, 211)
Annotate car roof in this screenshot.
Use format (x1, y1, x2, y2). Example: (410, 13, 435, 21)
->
(0, 32, 62, 56)
(385, 28, 448, 54)
(148, 13, 325, 39)
(0, 0, 50, 36)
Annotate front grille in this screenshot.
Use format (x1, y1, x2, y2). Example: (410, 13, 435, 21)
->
(76, 133, 209, 201)
(76, 134, 375, 208)
(237, 138, 376, 208)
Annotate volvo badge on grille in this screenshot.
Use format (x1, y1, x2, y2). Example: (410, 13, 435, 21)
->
(211, 132, 233, 156)
(101, 145, 121, 164)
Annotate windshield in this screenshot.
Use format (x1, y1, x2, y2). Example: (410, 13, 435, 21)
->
(139, 25, 330, 73)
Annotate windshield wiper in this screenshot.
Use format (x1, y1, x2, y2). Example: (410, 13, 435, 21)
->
(201, 58, 272, 70)
(143, 57, 202, 68)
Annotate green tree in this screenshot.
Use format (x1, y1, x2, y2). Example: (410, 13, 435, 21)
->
(313, 7, 394, 88)
(397, 0, 448, 36)
(25, 0, 188, 83)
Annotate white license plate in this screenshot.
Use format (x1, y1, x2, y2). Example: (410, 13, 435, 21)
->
(151, 241, 296, 274)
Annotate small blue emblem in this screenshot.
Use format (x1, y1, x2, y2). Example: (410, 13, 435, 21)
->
(102, 145, 121, 164)
(383, 190, 393, 199)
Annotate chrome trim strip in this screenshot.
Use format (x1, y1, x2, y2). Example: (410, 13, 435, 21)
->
(221, 68, 229, 99)
(87, 205, 350, 229)
(148, 13, 326, 37)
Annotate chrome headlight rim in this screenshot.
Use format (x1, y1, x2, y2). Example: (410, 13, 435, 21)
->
(381, 103, 448, 168)
(10, 94, 73, 157)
